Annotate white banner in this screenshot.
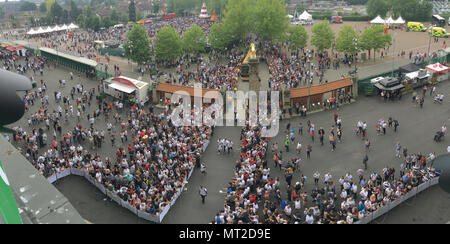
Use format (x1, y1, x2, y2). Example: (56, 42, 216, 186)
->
(47, 174, 57, 184)
(159, 204, 171, 222)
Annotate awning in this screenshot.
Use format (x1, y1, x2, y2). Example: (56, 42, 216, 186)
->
(374, 83, 405, 91)
(426, 63, 450, 73)
(290, 77, 352, 98)
(109, 82, 136, 94)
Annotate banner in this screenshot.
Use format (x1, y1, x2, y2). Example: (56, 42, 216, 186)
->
(159, 204, 171, 222)
(47, 174, 57, 184)
(71, 168, 84, 176)
(94, 180, 106, 195)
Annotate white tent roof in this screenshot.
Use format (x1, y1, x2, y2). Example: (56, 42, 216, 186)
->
(27, 29, 36, 35)
(61, 24, 68, 30)
(385, 16, 395, 24)
(426, 63, 450, 73)
(109, 82, 136, 94)
(394, 16, 405, 24)
(299, 11, 312, 21)
(68, 23, 79, 29)
(287, 14, 294, 19)
(370, 15, 385, 24)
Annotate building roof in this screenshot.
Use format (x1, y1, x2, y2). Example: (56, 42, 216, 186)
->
(290, 77, 352, 98)
(157, 82, 219, 99)
(39, 47, 98, 68)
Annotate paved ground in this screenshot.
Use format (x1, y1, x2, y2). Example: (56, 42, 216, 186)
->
(6, 44, 450, 224)
(49, 67, 450, 224)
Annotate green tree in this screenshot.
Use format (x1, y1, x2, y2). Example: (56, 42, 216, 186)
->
(77, 14, 86, 28)
(86, 15, 101, 31)
(153, 2, 160, 13)
(102, 16, 113, 28)
(286, 25, 308, 50)
(19, 1, 37, 11)
(69, 0, 81, 22)
(124, 24, 152, 64)
(0, 7, 5, 19)
(155, 26, 183, 62)
(366, 0, 389, 18)
(311, 20, 335, 52)
(39, 3, 47, 13)
(208, 23, 230, 51)
(129, 0, 136, 22)
(110, 8, 120, 23)
(50, 2, 64, 24)
(359, 25, 392, 61)
(390, 0, 432, 21)
(121, 13, 129, 23)
(222, 0, 254, 41)
(252, 0, 289, 42)
(335, 25, 358, 54)
(182, 25, 206, 54)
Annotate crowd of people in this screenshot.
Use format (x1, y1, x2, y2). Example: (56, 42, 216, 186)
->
(213, 121, 441, 224)
(3, 52, 218, 217)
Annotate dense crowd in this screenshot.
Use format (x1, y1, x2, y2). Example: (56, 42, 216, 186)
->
(3, 53, 216, 217)
(213, 123, 440, 224)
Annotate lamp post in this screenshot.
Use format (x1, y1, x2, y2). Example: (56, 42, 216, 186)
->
(353, 37, 358, 75)
(307, 49, 311, 110)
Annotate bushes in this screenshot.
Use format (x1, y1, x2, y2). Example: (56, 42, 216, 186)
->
(310, 15, 371, 22)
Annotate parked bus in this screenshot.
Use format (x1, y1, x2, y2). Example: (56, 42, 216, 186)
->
(432, 15, 446, 27)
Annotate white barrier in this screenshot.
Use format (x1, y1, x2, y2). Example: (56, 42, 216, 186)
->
(357, 176, 440, 224)
(42, 137, 209, 223)
(47, 174, 57, 184)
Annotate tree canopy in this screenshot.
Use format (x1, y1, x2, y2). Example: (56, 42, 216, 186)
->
(19, 1, 37, 11)
(359, 25, 392, 61)
(124, 24, 152, 64)
(208, 23, 230, 51)
(335, 25, 358, 54)
(286, 25, 308, 50)
(155, 26, 183, 62)
(311, 20, 335, 52)
(182, 25, 207, 54)
(367, 0, 433, 21)
(129, 0, 136, 22)
(252, 0, 289, 42)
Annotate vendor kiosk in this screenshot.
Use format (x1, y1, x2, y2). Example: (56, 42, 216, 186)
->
(403, 69, 431, 88)
(374, 77, 405, 98)
(103, 76, 149, 104)
(426, 63, 449, 83)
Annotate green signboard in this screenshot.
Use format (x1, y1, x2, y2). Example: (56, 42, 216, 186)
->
(0, 160, 22, 224)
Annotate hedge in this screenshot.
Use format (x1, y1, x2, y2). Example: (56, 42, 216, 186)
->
(311, 15, 371, 22)
(342, 16, 371, 21)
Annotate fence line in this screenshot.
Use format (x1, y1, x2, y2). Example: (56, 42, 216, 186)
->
(354, 176, 439, 224)
(46, 141, 210, 223)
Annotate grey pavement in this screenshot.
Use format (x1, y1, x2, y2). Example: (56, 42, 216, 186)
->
(6, 54, 450, 224)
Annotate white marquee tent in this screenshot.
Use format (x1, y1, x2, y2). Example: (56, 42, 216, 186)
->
(26, 23, 79, 35)
(385, 16, 395, 25)
(370, 15, 385, 24)
(394, 16, 405, 24)
(299, 11, 313, 21)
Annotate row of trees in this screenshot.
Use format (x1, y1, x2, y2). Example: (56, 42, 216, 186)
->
(367, 0, 433, 21)
(124, 23, 211, 64)
(312, 21, 392, 61)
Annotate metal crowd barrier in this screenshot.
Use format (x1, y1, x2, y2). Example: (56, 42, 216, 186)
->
(45, 141, 211, 223)
(353, 177, 439, 224)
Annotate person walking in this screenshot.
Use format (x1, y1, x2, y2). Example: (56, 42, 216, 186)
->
(306, 145, 312, 159)
(199, 185, 208, 204)
(363, 154, 369, 170)
(200, 162, 207, 175)
(393, 119, 399, 132)
(285, 135, 290, 152)
(395, 142, 402, 158)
